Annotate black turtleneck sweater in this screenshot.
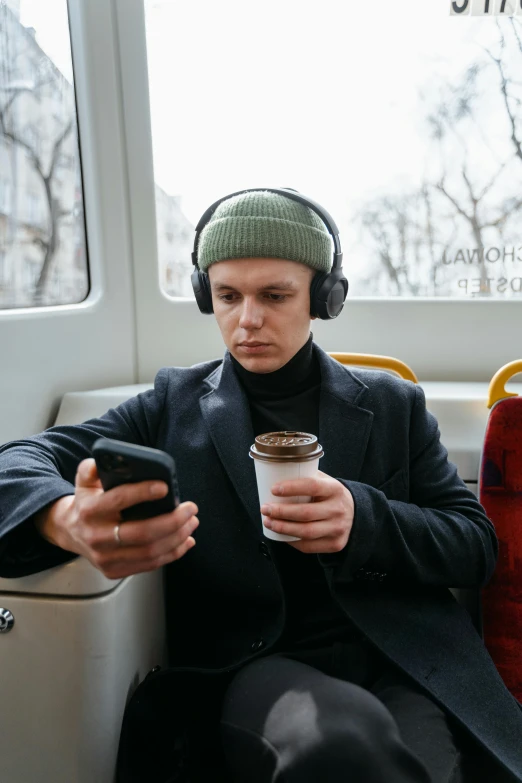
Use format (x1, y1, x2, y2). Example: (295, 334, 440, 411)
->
(231, 335, 354, 649)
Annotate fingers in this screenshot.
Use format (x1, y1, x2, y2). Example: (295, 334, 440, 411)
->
(88, 509, 199, 578)
(261, 499, 330, 523)
(96, 535, 197, 580)
(82, 502, 198, 553)
(85, 478, 173, 519)
(69, 460, 202, 577)
(263, 516, 340, 541)
(75, 458, 103, 489)
(76, 459, 173, 515)
(116, 502, 199, 548)
(270, 473, 332, 500)
(262, 477, 352, 548)
(113, 514, 199, 560)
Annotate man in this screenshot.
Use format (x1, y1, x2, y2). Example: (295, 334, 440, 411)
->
(0, 189, 521, 783)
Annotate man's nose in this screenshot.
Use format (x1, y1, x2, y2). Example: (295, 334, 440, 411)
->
(238, 297, 263, 330)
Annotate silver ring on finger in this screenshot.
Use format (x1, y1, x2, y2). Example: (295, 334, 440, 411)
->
(114, 524, 122, 546)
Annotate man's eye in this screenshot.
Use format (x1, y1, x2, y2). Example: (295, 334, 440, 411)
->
(265, 294, 287, 302)
(218, 294, 237, 302)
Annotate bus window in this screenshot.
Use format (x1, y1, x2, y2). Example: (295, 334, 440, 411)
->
(0, 0, 88, 310)
(144, 0, 522, 300)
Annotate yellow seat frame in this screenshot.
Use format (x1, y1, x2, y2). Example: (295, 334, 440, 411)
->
(328, 353, 418, 384)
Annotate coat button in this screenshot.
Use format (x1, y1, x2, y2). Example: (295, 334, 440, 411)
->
(259, 541, 271, 559)
(251, 639, 265, 652)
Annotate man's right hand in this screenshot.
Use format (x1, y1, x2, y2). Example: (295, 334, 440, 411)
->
(34, 458, 199, 579)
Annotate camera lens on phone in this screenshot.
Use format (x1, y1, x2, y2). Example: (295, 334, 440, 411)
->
(102, 454, 116, 470)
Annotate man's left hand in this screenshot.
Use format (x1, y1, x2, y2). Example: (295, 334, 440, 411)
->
(261, 471, 354, 554)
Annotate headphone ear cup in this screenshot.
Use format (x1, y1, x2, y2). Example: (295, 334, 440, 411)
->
(310, 270, 348, 320)
(191, 268, 214, 314)
(309, 272, 328, 318)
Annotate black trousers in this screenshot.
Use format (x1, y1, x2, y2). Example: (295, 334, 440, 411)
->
(219, 643, 511, 783)
(117, 641, 513, 783)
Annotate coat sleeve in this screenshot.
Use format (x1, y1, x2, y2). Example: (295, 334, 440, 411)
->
(320, 384, 498, 589)
(0, 370, 170, 577)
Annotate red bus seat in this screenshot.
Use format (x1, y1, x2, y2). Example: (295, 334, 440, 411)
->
(479, 360, 522, 702)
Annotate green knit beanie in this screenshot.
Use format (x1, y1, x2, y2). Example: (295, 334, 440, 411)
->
(197, 190, 332, 274)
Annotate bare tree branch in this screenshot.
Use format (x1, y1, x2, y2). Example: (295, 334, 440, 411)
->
(33, 119, 75, 299)
(0, 121, 40, 169)
(509, 18, 522, 55)
(483, 198, 522, 228)
(484, 44, 522, 164)
(436, 179, 472, 222)
(477, 159, 508, 201)
(461, 168, 478, 207)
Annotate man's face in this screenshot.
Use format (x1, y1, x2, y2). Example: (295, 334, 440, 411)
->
(208, 257, 315, 373)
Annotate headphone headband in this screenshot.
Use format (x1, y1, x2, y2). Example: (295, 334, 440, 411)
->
(192, 187, 343, 270)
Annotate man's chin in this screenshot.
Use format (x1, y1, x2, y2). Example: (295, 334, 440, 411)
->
(233, 352, 283, 374)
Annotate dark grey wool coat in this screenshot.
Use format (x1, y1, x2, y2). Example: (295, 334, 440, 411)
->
(0, 344, 521, 780)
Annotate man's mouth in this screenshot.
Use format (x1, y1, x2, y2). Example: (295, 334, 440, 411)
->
(237, 342, 271, 353)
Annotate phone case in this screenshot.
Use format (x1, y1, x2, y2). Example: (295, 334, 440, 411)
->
(92, 438, 180, 521)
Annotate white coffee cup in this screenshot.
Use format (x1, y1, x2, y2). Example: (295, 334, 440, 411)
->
(249, 431, 324, 542)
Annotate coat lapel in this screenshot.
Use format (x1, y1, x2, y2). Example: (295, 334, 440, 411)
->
(199, 353, 260, 528)
(315, 345, 374, 483)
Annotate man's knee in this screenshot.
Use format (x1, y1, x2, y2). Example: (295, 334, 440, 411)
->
(281, 678, 405, 775)
(220, 655, 420, 781)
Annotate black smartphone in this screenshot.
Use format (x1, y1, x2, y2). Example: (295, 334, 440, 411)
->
(92, 438, 179, 521)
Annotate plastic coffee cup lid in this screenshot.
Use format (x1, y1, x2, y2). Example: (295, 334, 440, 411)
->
(249, 431, 323, 462)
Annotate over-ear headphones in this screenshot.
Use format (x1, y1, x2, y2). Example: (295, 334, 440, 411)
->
(190, 187, 349, 319)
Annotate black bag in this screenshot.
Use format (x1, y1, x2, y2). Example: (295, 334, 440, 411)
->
(117, 666, 234, 783)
